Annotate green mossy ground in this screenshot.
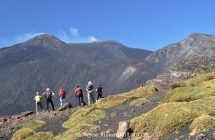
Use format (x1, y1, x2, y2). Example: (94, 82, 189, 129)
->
(95, 86, 157, 108)
(55, 107, 110, 139)
(23, 120, 46, 130)
(11, 128, 35, 140)
(11, 119, 52, 140)
(190, 114, 215, 136)
(131, 72, 215, 138)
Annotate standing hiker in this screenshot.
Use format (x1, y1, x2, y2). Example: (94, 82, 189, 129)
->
(96, 84, 103, 100)
(59, 88, 66, 107)
(75, 85, 86, 106)
(86, 81, 95, 105)
(34, 92, 43, 113)
(43, 88, 55, 111)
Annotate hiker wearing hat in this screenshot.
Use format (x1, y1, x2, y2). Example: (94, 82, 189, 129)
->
(42, 88, 55, 111)
(75, 85, 86, 106)
(34, 92, 43, 113)
(86, 81, 95, 105)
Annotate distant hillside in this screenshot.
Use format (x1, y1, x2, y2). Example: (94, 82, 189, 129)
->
(0, 34, 153, 115)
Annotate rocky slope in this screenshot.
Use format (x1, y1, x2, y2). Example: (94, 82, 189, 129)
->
(1, 72, 215, 140)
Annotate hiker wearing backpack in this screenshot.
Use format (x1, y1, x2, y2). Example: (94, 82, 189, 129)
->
(34, 92, 43, 113)
(86, 81, 95, 105)
(96, 84, 103, 100)
(43, 88, 55, 111)
(59, 88, 66, 107)
(75, 85, 86, 106)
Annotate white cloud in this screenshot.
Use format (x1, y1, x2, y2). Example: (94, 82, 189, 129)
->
(56, 26, 100, 43)
(88, 36, 98, 42)
(0, 27, 100, 48)
(69, 27, 79, 37)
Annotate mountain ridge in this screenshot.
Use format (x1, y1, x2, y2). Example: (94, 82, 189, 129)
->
(1, 32, 215, 115)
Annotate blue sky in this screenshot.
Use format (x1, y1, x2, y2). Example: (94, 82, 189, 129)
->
(0, 0, 215, 50)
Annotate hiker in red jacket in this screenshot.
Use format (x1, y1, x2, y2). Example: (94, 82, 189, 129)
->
(59, 88, 66, 107)
(75, 85, 86, 106)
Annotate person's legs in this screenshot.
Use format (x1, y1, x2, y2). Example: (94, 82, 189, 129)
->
(99, 92, 102, 99)
(97, 93, 99, 100)
(38, 102, 43, 109)
(46, 100, 49, 111)
(90, 92, 95, 103)
(35, 101, 38, 113)
(60, 97, 63, 107)
(87, 92, 91, 105)
(62, 98, 64, 106)
(81, 95, 86, 106)
(49, 99, 55, 111)
(78, 96, 81, 106)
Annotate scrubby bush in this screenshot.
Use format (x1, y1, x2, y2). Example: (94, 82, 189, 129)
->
(190, 114, 215, 136)
(170, 82, 186, 89)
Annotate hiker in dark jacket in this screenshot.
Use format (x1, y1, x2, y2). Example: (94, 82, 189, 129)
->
(75, 85, 86, 106)
(96, 84, 103, 100)
(42, 88, 55, 111)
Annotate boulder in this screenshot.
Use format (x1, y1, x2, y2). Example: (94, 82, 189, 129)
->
(57, 103, 72, 111)
(197, 133, 206, 140)
(116, 121, 130, 139)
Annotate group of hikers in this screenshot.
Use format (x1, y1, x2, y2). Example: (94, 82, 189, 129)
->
(34, 81, 103, 112)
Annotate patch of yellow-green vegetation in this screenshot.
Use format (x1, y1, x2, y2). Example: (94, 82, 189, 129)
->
(23, 119, 46, 130)
(184, 72, 215, 87)
(200, 79, 215, 88)
(95, 86, 157, 108)
(95, 95, 129, 108)
(190, 114, 215, 136)
(11, 128, 35, 140)
(164, 87, 215, 102)
(25, 132, 53, 140)
(54, 124, 99, 140)
(129, 98, 149, 107)
(58, 107, 110, 139)
(130, 96, 215, 137)
(63, 107, 109, 128)
(123, 86, 158, 99)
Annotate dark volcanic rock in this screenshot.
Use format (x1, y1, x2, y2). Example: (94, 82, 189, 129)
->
(57, 103, 72, 111)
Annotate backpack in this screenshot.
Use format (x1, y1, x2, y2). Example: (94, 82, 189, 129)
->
(60, 89, 66, 98)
